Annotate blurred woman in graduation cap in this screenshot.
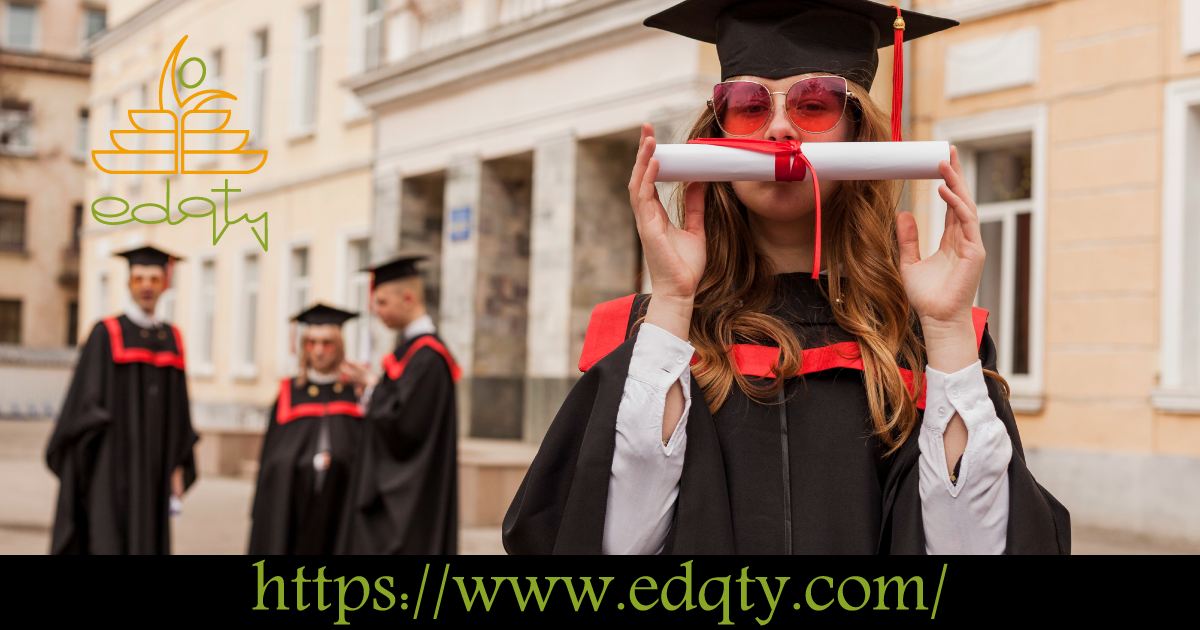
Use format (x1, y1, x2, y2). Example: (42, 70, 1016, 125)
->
(337, 255, 460, 555)
(248, 304, 365, 555)
(505, 0, 1070, 555)
(46, 246, 198, 555)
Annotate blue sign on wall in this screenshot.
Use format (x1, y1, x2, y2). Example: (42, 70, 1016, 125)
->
(450, 206, 471, 242)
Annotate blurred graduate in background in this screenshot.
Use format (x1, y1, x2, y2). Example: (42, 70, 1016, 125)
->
(46, 246, 198, 555)
(338, 255, 460, 555)
(249, 304, 365, 555)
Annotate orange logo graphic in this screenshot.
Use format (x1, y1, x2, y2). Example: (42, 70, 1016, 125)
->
(91, 35, 268, 174)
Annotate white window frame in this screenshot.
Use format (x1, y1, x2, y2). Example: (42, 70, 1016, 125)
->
(3, 1, 40, 53)
(343, 0, 376, 122)
(276, 237, 313, 377)
(1184, 0, 1200, 58)
(0, 102, 35, 157)
(190, 251, 218, 377)
(93, 270, 109, 323)
(245, 29, 270, 148)
(232, 247, 262, 380)
(290, 4, 321, 138)
(335, 227, 372, 362)
(78, 5, 105, 53)
(1155, 77, 1200, 413)
(928, 104, 1047, 411)
(195, 49, 224, 166)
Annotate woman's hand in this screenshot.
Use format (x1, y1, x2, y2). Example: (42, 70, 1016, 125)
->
(629, 123, 707, 340)
(897, 145, 985, 373)
(340, 360, 379, 391)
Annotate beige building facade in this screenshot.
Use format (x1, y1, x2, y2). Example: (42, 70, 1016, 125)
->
(0, 0, 106, 418)
(81, 0, 377, 472)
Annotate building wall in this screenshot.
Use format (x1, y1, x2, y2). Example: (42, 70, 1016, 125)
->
(0, 0, 103, 417)
(80, 0, 375, 440)
(913, 0, 1200, 541)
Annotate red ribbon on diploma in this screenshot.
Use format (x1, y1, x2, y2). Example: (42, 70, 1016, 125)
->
(687, 138, 823, 279)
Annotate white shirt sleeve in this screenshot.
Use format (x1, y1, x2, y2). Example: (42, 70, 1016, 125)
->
(601, 323, 693, 555)
(919, 360, 1013, 555)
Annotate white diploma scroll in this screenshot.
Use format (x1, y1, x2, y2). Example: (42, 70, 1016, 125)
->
(652, 141, 950, 182)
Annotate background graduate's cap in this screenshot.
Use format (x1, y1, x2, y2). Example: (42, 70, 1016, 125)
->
(292, 303, 359, 327)
(114, 245, 182, 268)
(364, 254, 428, 290)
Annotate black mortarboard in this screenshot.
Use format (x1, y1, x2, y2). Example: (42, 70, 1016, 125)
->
(644, 0, 957, 89)
(115, 245, 182, 268)
(292, 303, 359, 327)
(364, 254, 427, 289)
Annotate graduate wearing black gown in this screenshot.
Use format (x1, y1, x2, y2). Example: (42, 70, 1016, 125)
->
(503, 0, 1070, 555)
(46, 246, 198, 555)
(337, 255, 460, 555)
(249, 304, 365, 555)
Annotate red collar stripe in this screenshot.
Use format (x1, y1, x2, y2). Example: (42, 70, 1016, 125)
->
(382, 335, 462, 383)
(103, 317, 186, 370)
(276, 377, 364, 424)
(579, 295, 991, 410)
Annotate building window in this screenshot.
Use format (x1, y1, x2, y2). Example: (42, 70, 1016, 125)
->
(365, 0, 384, 70)
(74, 108, 88, 159)
(293, 5, 321, 135)
(196, 50, 224, 163)
(248, 30, 269, 146)
(66, 301, 79, 346)
(94, 272, 108, 321)
(0, 198, 26, 251)
(286, 245, 311, 359)
(130, 86, 147, 186)
(343, 238, 371, 361)
(0, 300, 19, 344)
(237, 253, 260, 373)
(71, 203, 82, 251)
(4, 2, 37, 52)
(0, 100, 33, 156)
(1159, 79, 1200, 409)
(155, 288, 176, 323)
(84, 6, 105, 40)
(197, 259, 217, 367)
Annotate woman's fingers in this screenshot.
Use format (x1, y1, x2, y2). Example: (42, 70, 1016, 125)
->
(683, 182, 705, 238)
(939, 184, 982, 245)
(628, 124, 655, 206)
(896, 211, 921, 271)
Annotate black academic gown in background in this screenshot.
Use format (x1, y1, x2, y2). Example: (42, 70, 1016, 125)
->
(504, 274, 1071, 555)
(46, 315, 198, 555)
(248, 378, 365, 555)
(336, 332, 459, 555)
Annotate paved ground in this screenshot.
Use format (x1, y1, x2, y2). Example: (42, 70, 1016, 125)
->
(2, 419, 1195, 555)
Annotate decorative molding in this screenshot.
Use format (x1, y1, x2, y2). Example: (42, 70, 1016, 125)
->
(1151, 389, 1200, 415)
(1159, 77, 1200, 390)
(88, 0, 190, 56)
(944, 27, 1040, 100)
(0, 50, 91, 76)
(348, 0, 677, 111)
(1184, 0, 1200, 58)
(1009, 395, 1044, 415)
(0, 345, 78, 367)
(926, 0, 1055, 23)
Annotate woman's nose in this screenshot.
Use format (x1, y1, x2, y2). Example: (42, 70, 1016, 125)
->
(763, 94, 797, 142)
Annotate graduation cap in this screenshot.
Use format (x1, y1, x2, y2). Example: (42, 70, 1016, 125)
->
(645, 0, 957, 141)
(114, 245, 182, 268)
(364, 254, 428, 290)
(292, 303, 359, 327)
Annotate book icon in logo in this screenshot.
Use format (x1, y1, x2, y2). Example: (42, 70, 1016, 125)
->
(92, 36, 268, 175)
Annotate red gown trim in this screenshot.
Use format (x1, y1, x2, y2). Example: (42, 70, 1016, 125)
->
(577, 295, 990, 410)
(103, 317, 186, 370)
(275, 377, 365, 425)
(382, 335, 462, 383)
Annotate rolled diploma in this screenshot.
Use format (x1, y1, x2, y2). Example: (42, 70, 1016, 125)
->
(652, 141, 950, 182)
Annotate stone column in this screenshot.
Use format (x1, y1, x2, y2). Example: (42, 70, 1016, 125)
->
(524, 134, 577, 444)
(441, 156, 483, 433)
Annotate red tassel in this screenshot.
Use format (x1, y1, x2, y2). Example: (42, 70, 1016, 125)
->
(891, 5, 905, 143)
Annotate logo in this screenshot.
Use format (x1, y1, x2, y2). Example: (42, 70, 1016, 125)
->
(90, 36, 269, 251)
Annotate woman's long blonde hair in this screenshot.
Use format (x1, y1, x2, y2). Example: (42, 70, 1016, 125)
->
(671, 78, 983, 454)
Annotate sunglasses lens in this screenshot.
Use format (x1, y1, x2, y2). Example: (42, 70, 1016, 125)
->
(786, 77, 848, 133)
(713, 82, 771, 136)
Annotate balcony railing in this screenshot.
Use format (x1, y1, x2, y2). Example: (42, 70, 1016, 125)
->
(400, 0, 582, 59)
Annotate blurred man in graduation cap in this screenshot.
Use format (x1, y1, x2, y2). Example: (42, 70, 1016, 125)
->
(337, 254, 460, 555)
(46, 246, 199, 554)
(249, 304, 365, 555)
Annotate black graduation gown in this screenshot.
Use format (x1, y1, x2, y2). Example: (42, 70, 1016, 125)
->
(248, 377, 365, 555)
(503, 275, 1071, 554)
(45, 315, 198, 555)
(336, 332, 460, 555)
